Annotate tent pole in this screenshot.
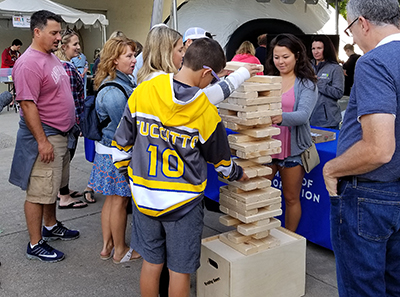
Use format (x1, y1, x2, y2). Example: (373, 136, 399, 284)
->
(335, 0, 339, 35)
(170, 0, 178, 30)
(151, 0, 164, 28)
(102, 24, 107, 45)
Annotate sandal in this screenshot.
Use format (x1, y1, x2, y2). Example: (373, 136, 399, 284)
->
(113, 248, 141, 264)
(70, 190, 83, 198)
(100, 248, 114, 261)
(83, 189, 96, 203)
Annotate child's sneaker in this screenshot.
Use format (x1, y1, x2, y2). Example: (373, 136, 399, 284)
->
(42, 221, 80, 241)
(26, 239, 65, 263)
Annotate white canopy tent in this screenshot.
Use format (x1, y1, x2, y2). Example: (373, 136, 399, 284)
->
(0, 0, 109, 44)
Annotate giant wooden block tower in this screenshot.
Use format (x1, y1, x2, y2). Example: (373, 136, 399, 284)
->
(217, 61, 284, 255)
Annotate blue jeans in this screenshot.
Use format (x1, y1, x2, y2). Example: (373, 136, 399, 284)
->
(331, 178, 400, 297)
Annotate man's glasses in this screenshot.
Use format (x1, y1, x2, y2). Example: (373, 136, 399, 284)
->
(344, 17, 359, 37)
(203, 65, 220, 84)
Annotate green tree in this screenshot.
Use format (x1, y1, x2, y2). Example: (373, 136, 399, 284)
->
(332, 0, 400, 20)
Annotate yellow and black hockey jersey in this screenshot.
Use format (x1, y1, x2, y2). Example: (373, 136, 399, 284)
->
(112, 72, 242, 220)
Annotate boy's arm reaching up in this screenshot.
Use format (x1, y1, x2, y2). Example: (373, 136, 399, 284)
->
(204, 64, 262, 105)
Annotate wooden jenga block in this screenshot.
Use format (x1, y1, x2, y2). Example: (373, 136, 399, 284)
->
(236, 82, 282, 92)
(228, 96, 281, 106)
(226, 185, 245, 193)
(262, 109, 283, 117)
(219, 215, 241, 227)
(237, 218, 281, 236)
(219, 232, 280, 255)
(252, 231, 270, 240)
(228, 134, 256, 143)
(229, 139, 282, 154)
(219, 102, 260, 112)
(220, 186, 281, 204)
(233, 159, 272, 177)
(240, 126, 280, 138)
(223, 121, 273, 131)
(268, 203, 282, 211)
(247, 236, 281, 253)
(237, 110, 271, 119)
(230, 91, 258, 99)
(220, 205, 283, 224)
(220, 197, 259, 216)
(232, 158, 260, 167)
(219, 232, 259, 255)
(227, 230, 252, 244)
(235, 147, 281, 159)
(219, 193, 281, 212)
(220, 176, 271, 191)
(229, 141, 271, 154)
(246, 75, 282, 84)
(259, 90, 282, 97)
(242, 167, 258, 178)
(254, 218, 271, 226)
(220, 114, 272, 126)
(223, 121, 251, 131)
(221, 108, 272, 120)
(270, 102, 282, 109)
(225, 61, 264, 72)
(247, 155, 272, 164)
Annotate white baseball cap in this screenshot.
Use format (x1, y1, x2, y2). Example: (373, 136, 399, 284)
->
(183, 27, 210, 43)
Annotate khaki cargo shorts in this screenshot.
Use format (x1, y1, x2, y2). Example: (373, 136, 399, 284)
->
(26, 134, 70, 204)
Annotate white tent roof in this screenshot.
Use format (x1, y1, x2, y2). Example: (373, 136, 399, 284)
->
(0, 0, 108, 29)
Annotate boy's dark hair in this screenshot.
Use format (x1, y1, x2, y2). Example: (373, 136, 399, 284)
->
(30, 10, 63, 34)
(311, 35, 339, 64)
(12, 39, 22, 46)
(183, 38, 226, 73)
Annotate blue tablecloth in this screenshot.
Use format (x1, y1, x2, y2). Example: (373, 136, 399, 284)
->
(204, 127, 338, 250)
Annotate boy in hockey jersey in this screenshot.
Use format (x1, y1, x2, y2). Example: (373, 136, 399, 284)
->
(112, 38, 257, 297)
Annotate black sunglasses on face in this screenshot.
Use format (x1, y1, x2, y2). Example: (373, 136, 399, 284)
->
(344, 17, 359, 37)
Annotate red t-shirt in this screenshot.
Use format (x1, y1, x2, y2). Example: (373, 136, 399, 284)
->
(12, 47, 75, 132)
(1, 47, 20, 68)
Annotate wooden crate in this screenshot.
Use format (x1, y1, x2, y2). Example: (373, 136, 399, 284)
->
(197, 227, 306, 297)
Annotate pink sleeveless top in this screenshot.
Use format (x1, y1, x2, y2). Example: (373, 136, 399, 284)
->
(272, 86, 295, 160)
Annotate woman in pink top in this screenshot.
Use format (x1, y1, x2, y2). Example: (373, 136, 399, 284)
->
(231, 41, 264, 75)
(264, 34, 318, 232)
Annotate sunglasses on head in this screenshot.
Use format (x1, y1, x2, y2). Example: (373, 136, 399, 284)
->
(61, 28, 75, 37)
(203, 65, 220, 84)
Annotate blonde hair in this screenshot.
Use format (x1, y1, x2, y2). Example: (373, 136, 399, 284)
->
(137, 26, 182, 84)
(236, 41, 256, 56)
(109, 30, 126, 39)
(94, 37, 136, 89)
(55, 28, 79, 61)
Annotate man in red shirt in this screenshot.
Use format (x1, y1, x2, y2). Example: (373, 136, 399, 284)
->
(1, 39, 22, 68)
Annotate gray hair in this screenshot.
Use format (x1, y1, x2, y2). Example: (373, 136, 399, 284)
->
(347, 0, 400, 27)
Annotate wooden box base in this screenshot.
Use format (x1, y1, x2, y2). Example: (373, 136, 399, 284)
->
(197, 227, 306, 297)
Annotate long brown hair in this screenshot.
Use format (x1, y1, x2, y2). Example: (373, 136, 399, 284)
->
(266, 34, 317, 85)
(94, 37, 136, 89)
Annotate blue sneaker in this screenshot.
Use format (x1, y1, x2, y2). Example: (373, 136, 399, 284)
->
(26, 239, 65, 263)
(42, 221, 80, 241)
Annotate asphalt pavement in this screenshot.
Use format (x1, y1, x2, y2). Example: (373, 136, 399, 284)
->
(0, 107, 338, 297)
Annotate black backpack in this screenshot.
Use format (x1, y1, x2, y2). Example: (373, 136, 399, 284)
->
(79, 82, 129, 141)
